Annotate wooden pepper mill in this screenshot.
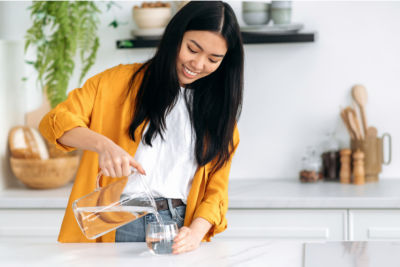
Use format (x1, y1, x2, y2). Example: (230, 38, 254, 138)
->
(339, 149, 352, 184)
(353, 149, 365, 185)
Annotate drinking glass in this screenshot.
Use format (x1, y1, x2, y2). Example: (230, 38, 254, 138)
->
(146, 221, 178, 255)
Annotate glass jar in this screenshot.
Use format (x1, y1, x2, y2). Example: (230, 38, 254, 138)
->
(321, 132, 341, 181)
(299, 146, 321, 183)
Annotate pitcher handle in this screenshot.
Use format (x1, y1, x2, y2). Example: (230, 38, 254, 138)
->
(96, 167, 140, 189)
(96, 170, 103, 189)
(382, 133, 392, 165)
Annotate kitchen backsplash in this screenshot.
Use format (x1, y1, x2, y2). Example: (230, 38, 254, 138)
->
(0, 1, 399, 180)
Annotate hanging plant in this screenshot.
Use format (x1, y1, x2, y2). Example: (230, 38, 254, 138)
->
(25, 1, 101, 108)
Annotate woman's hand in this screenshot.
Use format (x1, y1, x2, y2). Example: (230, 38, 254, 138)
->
(57, 127, 145, 177)
(172, 226, 202, 254)
(96, 137, 146, 177)
(172, 217, 212, 254)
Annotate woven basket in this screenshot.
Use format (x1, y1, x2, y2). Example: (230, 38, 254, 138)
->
(10, 156, 80, 189)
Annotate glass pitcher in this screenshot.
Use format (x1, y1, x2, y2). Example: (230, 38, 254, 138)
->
(72, 169, 159, 239)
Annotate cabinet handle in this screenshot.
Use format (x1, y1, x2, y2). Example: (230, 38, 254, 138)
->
(368, 227, 400, 239)
(382, 133, 392, 165)
(224, 227, 330, 240)
(0, 226, 59, 237)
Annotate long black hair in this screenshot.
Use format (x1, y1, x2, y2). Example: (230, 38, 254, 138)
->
(128, 1, 244, 174)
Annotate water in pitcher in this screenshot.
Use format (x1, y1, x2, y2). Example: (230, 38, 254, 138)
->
(74, 205, 163, 239)
(73, 170, 165, 240)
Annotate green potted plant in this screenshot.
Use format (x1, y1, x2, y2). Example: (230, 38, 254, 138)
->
(24, 1, 102, 108)
(18, 1, 104, 186)
(10, 1, 124, 189)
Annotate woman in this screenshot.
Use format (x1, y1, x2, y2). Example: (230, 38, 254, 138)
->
(39, 1, 243, 254)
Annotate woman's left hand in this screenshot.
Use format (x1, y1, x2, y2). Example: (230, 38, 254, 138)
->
(172, 226, 202, 254)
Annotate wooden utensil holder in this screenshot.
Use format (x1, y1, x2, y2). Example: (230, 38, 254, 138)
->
(350, 133, 391, 182)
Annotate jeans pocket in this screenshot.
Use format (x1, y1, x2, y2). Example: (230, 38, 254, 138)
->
(174, 205, 186, 226)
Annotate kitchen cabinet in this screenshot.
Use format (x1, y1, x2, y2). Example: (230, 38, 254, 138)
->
(0, 182, 70, 241)
(3, 208, 400, 242)
(0, 209, 64, 238)
(349, 209, 400, 241)
(221, 209, 347, 241)
(221, 209, 400, 241)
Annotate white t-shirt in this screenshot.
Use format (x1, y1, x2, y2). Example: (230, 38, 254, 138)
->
(122, 87, 198, 203)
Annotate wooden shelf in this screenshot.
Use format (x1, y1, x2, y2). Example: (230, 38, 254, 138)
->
(116, 32, 316, 49)
(241, 32, 315, 44)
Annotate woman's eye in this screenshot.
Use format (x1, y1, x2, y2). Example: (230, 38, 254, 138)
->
(187, 45, 197, 53)
(209, 58, 218, 63)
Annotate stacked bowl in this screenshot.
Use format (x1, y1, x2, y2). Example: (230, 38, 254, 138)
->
(242, 1, 270, 26)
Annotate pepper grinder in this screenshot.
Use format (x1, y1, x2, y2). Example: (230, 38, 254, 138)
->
(339, 149, 352, 184)
(353, 149, 365, 185)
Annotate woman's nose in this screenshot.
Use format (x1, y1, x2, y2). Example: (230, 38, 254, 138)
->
(191, 56, 205, 71)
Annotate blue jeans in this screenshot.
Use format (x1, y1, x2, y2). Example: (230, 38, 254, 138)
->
(115, 198, 186, 242)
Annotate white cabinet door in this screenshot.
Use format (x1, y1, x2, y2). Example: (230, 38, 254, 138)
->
(0, 209, 64, 238)
(349, 209, 400, 241)
(219, 209, 347, 241)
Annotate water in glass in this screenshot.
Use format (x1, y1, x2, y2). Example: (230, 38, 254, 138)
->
(146, 221, 178, 255)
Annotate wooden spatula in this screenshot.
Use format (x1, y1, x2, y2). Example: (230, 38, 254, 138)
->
(352, 84, 368, 135)
(348, 107, 364, 140)
(346, 107, 362, 140)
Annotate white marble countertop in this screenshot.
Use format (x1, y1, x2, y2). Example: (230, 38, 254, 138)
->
(228, 179, 400, 209)
(2, 239, 400, 267)
(2, 178, 400, 209)
(0, 239, 303, 267)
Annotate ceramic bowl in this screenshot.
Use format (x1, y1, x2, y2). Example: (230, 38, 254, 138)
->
(243, 10, 270, 25)
(242, 1, 269, 12)
(132, 7, 172, 29)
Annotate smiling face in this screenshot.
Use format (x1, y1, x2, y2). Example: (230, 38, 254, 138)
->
(176, 30, 228, 87)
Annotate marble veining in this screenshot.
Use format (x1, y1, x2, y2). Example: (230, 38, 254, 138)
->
(305, 241, 400, 267)
(2, 238, 400, 267)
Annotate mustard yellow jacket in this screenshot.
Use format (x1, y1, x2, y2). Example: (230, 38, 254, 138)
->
(39, 64, 239, 243)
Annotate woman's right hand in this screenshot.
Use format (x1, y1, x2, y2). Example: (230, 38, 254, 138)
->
(96, 138, 146, 177)
(56, 126, 145, 177)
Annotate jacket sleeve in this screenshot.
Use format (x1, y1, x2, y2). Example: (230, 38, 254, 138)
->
(193, 126, 240, 241)
(39, 74, 100, 152)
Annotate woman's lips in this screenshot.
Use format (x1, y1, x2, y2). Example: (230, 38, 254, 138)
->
(183, 65, 199, 79)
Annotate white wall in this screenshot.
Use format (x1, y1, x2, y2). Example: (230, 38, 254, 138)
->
(0, 40, 26, 189)
(0, 1, 399, 180)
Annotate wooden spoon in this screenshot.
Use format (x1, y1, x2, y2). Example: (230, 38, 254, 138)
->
(340, 108, 355, 140)
(352, 84, 368, 135)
